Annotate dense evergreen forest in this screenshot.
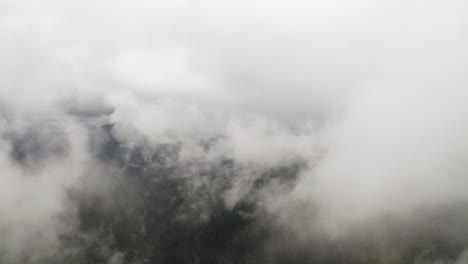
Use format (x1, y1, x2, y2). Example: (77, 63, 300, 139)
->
(4, 121, 468, 264)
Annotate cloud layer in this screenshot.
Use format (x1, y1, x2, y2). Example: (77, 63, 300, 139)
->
(1, 0, 468, 263)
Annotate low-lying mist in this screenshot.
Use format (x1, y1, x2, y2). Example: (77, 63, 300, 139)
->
(1, 0, 468, 263)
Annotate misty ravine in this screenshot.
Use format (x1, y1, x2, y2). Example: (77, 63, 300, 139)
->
(1, 0, 468, 263)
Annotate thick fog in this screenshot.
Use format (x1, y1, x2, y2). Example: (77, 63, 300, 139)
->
(1, 0, 468, 263)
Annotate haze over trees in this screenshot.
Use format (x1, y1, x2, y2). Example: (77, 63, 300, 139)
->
(1, 0, 468, 263)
